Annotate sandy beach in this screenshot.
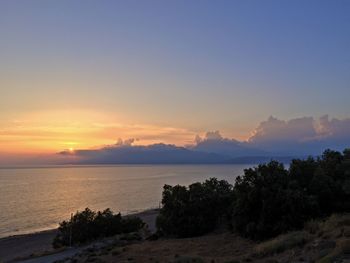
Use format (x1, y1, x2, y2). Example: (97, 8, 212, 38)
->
(0, 229, 57, 262)
(0, 209, 158, 263)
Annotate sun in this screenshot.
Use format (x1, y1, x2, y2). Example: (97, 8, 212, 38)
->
(69, 147, 74, 152)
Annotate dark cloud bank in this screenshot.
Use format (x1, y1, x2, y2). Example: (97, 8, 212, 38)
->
(60, 115, 350, 164)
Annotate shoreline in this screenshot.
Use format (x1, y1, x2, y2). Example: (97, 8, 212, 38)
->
(0, 228, 58, 241)
(0, 227, 58, 241)
(0, 207, 160, 240)
(0, 208, 159, 263)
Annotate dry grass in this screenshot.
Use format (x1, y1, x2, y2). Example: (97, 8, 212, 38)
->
(254, 231, 310, 257)
(305, 213, 350, 239)
(324, 214, 350, 229)
(82, 232, 255, 263)
(303, 214, 350, 263)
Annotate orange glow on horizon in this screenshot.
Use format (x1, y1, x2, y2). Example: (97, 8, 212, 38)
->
(0, 109, 252, 155)
(2, 109, 234, 154)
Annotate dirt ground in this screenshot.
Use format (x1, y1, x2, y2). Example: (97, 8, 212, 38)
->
(72, 232, 256, 263)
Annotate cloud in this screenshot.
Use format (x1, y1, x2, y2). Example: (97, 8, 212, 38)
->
(203, 131, 224, 141)
(192, 131, 236, 147)
(191, 131, 266, 158)
(69, 115, 349, 164)
(115, 138, 137, 147)
(317, 115, 350, 139)
(194, 131, 225, 144)
(248, 115, 350, 155)
(249, 116, 317, 143)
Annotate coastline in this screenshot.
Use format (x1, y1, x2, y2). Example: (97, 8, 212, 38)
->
(0, 208, 159, 263)
(0, 207, 160, 239)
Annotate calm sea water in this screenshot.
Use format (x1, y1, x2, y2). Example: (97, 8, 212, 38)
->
(0, 164, 251, 238)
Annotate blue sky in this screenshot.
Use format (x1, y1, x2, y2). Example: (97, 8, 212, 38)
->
(0, 0, 349, 154)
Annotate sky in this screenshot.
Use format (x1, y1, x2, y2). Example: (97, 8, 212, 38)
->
(0, 0, 349, 158)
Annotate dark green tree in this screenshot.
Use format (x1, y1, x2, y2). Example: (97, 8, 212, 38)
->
(156, 178, 233, 237)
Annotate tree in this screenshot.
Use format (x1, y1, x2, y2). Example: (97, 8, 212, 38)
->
(156, 148, 350, 241)
(156, 178, 233, 237)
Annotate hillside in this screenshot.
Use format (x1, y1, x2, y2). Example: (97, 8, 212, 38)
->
(53, 214, 350, 263)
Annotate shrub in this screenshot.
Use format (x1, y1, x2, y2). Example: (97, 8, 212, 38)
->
(121, 216, 145, 233)
(53, 208, 144, 248)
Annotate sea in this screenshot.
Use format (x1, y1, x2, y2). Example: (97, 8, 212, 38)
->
(0, 164, 252, 238)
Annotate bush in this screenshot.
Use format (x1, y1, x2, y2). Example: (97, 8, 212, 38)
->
(156, 178, 233, 237)
(53, 208, 144, 248)
(121, 216, 145, 233)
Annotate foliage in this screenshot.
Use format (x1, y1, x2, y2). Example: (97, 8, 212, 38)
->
(232, 161, 319, 239)
(157, 148, 350, 240)
(156, 178, 233, 237)
(231, 149, 350, 239)
(53, 208, 144, 248)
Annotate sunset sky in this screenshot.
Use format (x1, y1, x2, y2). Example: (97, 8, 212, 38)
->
(1, 0, 349, 156)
